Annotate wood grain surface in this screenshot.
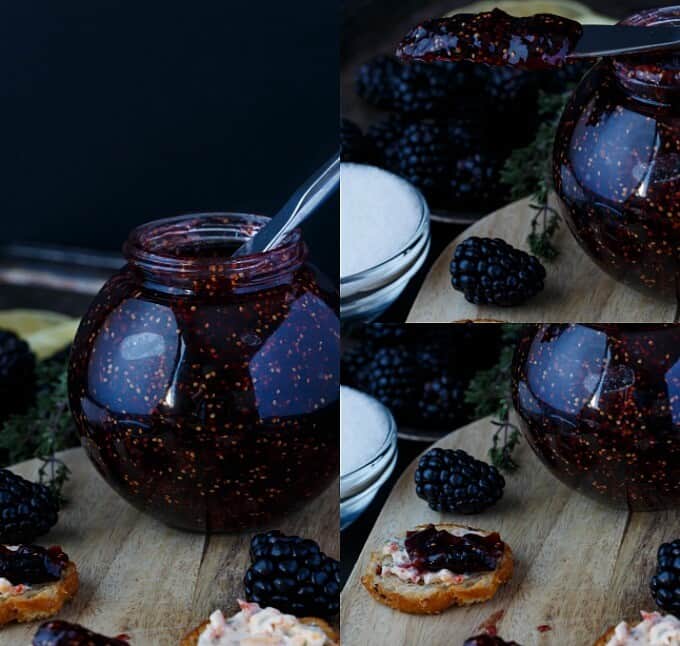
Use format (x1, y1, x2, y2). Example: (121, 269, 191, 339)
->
(406, 196, 677, 324)
(0, 448, 339, 645)
(341, 415, 678, 646)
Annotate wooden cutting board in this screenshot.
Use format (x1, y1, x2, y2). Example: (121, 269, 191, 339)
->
(341, 415, 679, 646)
(407, 196, 677, 324)
(0, 448, 338, 645)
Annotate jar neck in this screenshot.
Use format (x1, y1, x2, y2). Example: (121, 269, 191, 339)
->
(123, 213, 307, 295)
(612, 7, 680, 106)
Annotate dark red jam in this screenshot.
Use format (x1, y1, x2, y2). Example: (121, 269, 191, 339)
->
(554, 7, 680, 300)
(513, 324, 680, 510)
(396, 9, 582, 70)
(68, 213, 339, 532)
(464, 636, 521, 646)
(33, 621, 129, 646)
(0, 544, 68, 584)
(404, 525, 504, 574)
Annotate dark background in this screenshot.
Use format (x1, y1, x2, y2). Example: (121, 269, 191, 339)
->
(0, 1, 339, 279)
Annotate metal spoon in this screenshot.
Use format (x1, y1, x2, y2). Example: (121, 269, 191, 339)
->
(569, 25, 680, 59)
(233, 153, 340, 257)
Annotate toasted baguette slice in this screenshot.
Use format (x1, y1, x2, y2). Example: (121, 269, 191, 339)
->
(361, 522, 513, 615)
(593, 627, 615, 646)
(592, 612, 680, 646)
(180, 613, 338, 645)
(0, 561, 78, 625)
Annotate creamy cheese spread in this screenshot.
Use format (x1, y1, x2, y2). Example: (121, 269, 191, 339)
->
(197, 600, 334, 646)
(0, 577, 27, 596)
(606, 611, 680, 645)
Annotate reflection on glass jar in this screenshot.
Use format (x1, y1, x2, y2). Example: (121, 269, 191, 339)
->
(68, 213, 339, 532)
(512, 324, 680, 510)
(553, 7, 680, 300)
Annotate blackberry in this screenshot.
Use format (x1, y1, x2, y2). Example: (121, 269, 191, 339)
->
(366, 117, 405, 167)
(359, 323, 408, 345)
(394, 61, 488, 117)
(390, 121, 450, 200)
(414, 345, 448, 377)
(244, 530, 339, 617)
(0, 330, 36, 421)
(651, 539, 680, 615)
(414, 448, 505, 513)
(356, 56, 484, 117)
(0, 469, 59, 543)
(355, 55, 400, 109)
(357, 345, 418, 418)
(391, 62, 454, 116)
(341, 342, 372, 388)
(33, 621, 128, 646)
(0, 544, 68, 584)
(450, 237, 546, 307)
(417, 373, 468, 429)
(485, 67, 538, 115)
(448, 120, 481, 153)
(449, 151, 507, 211)
(340, 118, 374, 163)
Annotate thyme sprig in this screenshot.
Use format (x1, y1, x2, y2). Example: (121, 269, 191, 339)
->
(465, 325, 524, 472)
(0, 356, 78, 503)
(501, 89, 573, 261)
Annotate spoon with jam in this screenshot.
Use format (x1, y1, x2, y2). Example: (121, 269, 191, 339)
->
(396, 8, 680, 70)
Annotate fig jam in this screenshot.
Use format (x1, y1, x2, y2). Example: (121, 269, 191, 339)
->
(404, 525, 504, 574)
(68, 213, 339, 532)
(513, 324, 680, 510)
(0, 544, 68, 584)
(397, 9, 582, 70)
(464, 636, 521, 646)
(33, 621, 129, 646)
(553, 7, 680, 300)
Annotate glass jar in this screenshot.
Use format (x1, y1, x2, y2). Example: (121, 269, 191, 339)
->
(68, 213, 339, 532)
(553, 7, 680, 300)
(512, 324, 680, 510)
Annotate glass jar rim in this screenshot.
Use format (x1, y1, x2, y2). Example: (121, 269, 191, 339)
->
(123, 212, 306, 278)
(612, 6, 680, 93)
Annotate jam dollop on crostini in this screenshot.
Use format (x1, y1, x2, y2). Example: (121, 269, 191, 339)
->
(464, 635, 522, 646)
(397, 9, 583, 70)
(0, 544, 68, 585)
(404, 525, 505, 574)
(33, 620, 130, 646)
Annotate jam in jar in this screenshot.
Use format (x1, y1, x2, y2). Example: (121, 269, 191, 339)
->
(68, 213, 339, 532)
(553, 7, 680, 300)
(513, 324, 680, 510)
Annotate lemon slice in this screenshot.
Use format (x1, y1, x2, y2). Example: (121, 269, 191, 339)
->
(447, 0, 615, 24)
(25, 319, 80, 360)
(0, 309, 72, 338)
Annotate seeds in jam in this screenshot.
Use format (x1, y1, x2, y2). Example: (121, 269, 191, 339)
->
(68, 214, 340, 532)
(554, 53, 680, 299)
(404, 525, 504, 574)
(0, 544, 68, 585)
(32, 620, 129, 646)
(513, 324, 680, 510)
(396, 9, 583, 70)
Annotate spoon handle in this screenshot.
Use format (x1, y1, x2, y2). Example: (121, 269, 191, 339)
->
(569, 25, 680, 59)
(234, 153, 340, 257)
